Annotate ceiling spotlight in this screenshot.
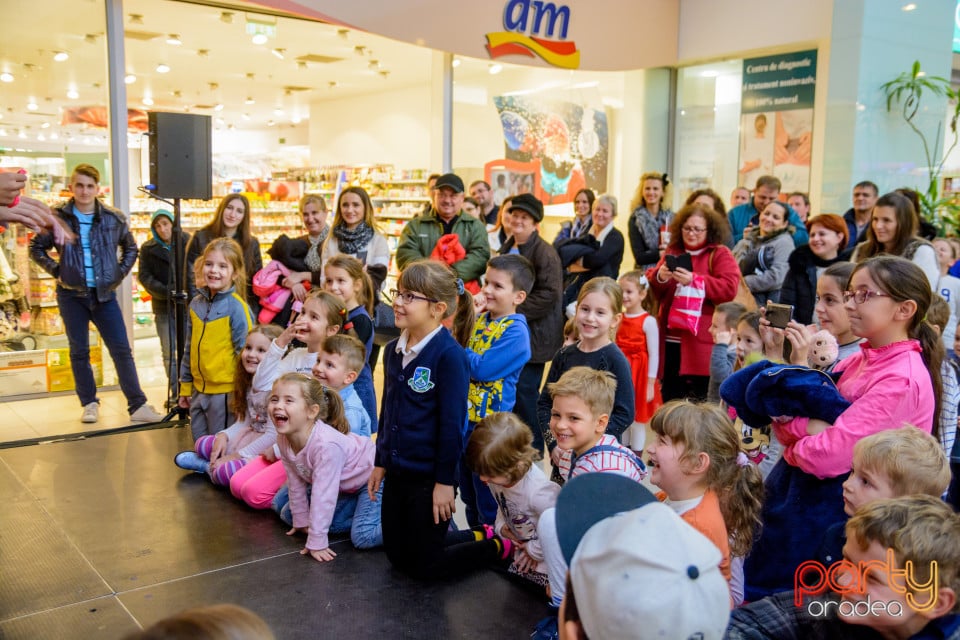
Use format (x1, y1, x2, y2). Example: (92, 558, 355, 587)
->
(328, 81, 338, 89)
(208, 82, 219, 91)
(125, 73, 137, 84)
(291, 115, 301, 124)
(50, 132, 58, 140)
(214, 103, 224, 112)
(242, 113, 251, 121)
(245, 96, 255, 104)
(220, 11, 234, 23)
(337, 29, 349, 39)
(215, 117, 225, 126)
(0, 129, 7, 137)
(297, 61, 307, 70)
(1, 73, 14, 83)
(489, 63, 503, 75)
(252, 33, 268, 45)
(142, 96, 154, 106)
(267, 119, 275, 126)
(368, 60, 380, 70)
(452, 58, 461, 68)
(53, 51, 69, 62)
(129, 13, 143, 24)
(173, 90, 182, 98)
(272, 48, 285, 60)
(41, 122, 50, 129)
(902, 2, 917, 10)
(18, 130, 27, 139)
(379, 70, 390, 78)
(84, 34, 98, 44)
(246, 72, 255, 80)
(67, 88, 79, 99)
(37, 134, 46, 141)
(354, 46, 366, 55)
(22, 63, 35, 72)
(27, 101, 38, 111)
(197, 49, 209, 57)
(166, 34, 182, 46)
(156, 64, 170, 73)
(273, 108, 284, 116)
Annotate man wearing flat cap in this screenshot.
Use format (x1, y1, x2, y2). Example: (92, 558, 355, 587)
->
(396, 173, 490, 282)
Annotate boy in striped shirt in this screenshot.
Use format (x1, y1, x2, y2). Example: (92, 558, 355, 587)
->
(531, 366, 646, 640)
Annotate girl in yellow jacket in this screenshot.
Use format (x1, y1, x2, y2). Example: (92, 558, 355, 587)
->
(179, 238, 253, 440)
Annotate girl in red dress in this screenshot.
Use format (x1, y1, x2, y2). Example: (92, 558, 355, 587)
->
(616, 271, 662, 453)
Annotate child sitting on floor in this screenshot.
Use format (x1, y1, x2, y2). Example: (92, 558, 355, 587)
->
(174, 324, 281, 484)
(465, 412, 560, 589)
(311, 334, 372, 437)
(646, 400, 765, 605)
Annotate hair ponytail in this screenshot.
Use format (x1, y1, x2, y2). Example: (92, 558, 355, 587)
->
(915, 320, 944, 440)
(725, 459, 765, 557)
(451, 286, 475, 347)
(276, 372, 350, 435)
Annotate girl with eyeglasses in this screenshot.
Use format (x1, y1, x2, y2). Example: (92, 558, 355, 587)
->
(744, 255, 941, 601)
(369, 260, 515, 580)
(647, 203, 741, 402)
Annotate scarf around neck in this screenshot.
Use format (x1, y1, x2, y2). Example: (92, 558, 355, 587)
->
(304, 226, 329, 272)
(333, 222, 374, 256)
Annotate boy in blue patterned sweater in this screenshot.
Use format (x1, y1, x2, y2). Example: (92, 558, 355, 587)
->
(461, 254, 533, 526)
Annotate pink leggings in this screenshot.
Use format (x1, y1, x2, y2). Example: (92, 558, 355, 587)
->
(229, 457, 286, 509)
(194, 435, 245, 485)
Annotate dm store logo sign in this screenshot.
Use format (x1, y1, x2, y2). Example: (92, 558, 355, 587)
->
(486, 0, 580, 69)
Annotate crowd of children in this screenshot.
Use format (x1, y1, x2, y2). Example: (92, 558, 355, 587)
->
(168, 221, 960, 639)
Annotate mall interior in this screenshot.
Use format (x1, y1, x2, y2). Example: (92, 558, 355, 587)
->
(0, 0, 958, 637)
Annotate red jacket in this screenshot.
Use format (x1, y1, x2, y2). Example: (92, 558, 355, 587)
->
(646, 244, 739, 377)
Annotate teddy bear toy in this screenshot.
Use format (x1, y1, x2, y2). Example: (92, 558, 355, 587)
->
(807, 329, 839, 370)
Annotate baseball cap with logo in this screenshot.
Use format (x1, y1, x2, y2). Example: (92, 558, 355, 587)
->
(557, 473, 730, 640)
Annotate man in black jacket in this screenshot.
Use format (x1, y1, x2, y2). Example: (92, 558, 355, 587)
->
(30, 164, 162, 424)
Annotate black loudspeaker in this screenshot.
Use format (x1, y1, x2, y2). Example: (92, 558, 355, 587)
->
(147, 112, 212, 200)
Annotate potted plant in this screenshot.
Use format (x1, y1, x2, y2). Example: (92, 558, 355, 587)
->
(881, 60, 960, 234)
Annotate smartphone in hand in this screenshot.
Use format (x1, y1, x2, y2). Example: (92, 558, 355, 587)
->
(666, 253, 693, 272)
(765, 302, 794, 329)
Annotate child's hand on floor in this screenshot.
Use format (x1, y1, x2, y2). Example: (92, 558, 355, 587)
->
(302, 547, 337, 562)
(433, 483, 455, 524)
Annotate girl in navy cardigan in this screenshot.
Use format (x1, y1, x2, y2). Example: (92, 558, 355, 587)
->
(367, 259, 513, 579)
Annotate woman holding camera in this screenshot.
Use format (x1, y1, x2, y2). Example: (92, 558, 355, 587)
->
(647, 203, 739, 401)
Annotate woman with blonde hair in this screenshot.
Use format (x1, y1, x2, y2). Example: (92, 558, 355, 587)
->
(628, 172, 673, 270)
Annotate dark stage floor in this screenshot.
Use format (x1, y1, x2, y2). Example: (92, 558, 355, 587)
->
(0, 426, 545, 639)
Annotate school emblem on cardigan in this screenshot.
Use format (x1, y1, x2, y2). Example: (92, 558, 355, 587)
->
(408, 367, 435, 393)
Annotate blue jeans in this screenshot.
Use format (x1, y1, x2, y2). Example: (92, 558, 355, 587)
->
(154, 308, 177, 398)
(273, 480, 384, 549)
(57, 287, 147, 412)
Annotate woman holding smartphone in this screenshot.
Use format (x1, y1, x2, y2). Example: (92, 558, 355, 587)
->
(647, 203, 740, 401)
(733, 200, 794, 306)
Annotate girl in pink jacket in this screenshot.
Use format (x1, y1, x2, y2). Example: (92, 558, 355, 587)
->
(745, 255, 941, 600)
(270, 372, 382, 562)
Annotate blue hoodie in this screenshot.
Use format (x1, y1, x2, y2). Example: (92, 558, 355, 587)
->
(465, 312, 531, 422)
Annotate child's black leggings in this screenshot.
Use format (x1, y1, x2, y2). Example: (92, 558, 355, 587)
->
(382, 471, 500, 580)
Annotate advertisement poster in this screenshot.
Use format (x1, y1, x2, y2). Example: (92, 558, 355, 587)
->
(492, 96, 608, 204)
(739, 50, 817, 194)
